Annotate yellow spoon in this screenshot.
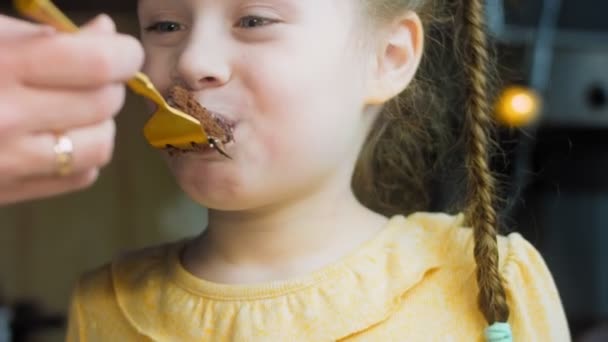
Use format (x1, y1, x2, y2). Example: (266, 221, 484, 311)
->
(14, 0, 209, 150)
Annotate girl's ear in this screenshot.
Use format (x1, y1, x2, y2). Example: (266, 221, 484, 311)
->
(365, 11, 424, 105)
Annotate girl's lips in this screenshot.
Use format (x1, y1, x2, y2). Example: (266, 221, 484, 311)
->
(166, 85, 236, 146)
(165, 117, 239, 159)
(193, 107, 237, 147)
(205, 110, 238, 131)
(166, 140, 235, 159)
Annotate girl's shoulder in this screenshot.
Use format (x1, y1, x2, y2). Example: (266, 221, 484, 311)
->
(404, 211, 534, 268)
(74, 238, 186, 309)
(368, 212, 569, 340)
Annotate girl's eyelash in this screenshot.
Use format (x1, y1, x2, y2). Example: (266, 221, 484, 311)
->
(144, 16, 277, 33)
(145, 21, 185, 33)
(236, 16, 278, 29)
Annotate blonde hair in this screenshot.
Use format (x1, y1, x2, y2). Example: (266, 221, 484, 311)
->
(352, 0, 510, 325)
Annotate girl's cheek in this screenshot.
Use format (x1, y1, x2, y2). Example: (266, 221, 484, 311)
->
(142, 52, 175, 94)
(248, 128, 284, 164)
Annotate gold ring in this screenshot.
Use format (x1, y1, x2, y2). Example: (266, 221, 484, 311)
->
(54, 134, 74, 176)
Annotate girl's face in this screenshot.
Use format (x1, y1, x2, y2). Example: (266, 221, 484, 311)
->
(138, 0, 376, 210)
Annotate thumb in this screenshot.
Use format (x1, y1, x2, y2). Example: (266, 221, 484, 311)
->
(81, 14, 116, 34)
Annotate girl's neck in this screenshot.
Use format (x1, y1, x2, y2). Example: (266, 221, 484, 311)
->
(183, 182, 388, 284)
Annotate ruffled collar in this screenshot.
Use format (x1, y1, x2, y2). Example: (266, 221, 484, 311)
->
(110, 214, 461, 341)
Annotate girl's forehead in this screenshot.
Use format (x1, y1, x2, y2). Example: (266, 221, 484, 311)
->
(137, 0, 356, 12)
(137, 0, 365, 39)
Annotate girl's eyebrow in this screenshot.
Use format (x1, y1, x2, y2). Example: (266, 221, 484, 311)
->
(138, 0, 299, 16)
(138, 0, 160, 12)
(138, 0, 184, 10)
(237, 0, 298, 11)
(139, 0, 297, 7)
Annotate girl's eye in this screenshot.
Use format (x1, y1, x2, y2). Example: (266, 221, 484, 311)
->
(145, 21, 185, 33)
(237, 16, 275, 28)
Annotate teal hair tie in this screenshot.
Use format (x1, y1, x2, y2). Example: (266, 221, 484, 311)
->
(485, 322, 513, 342)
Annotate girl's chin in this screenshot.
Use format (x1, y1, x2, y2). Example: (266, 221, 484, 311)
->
(172, 178, 247, 209)
(177, 182, 276, 213)
(188, 197, 256, 212)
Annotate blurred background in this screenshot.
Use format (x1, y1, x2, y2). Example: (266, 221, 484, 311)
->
(0, 0, 607, 341)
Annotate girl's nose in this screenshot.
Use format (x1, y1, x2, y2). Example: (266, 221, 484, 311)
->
(174, 27, 231, 90)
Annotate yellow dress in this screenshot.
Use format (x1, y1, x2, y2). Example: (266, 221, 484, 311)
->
(66, 213, 571, 341)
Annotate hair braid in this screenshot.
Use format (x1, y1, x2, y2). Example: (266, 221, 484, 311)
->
(462, 0, 510, 324)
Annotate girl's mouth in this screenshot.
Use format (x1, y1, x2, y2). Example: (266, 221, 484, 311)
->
(165, 139, 235, 159)
(165, 85, 236, 158)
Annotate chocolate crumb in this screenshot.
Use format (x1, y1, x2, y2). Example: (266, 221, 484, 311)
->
(167, 85, 234, 148)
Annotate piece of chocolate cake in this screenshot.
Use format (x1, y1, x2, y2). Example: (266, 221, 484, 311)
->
(166, 85, 233, 158)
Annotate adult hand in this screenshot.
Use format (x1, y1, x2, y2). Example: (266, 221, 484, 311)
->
(0, 14, 144, 205)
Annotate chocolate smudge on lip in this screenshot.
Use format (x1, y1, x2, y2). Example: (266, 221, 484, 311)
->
(166, 85, 234, 158)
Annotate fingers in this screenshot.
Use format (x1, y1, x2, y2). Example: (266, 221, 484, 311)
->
(0, 169, 99, 206)
(0, 83, 126, 134)
(81, 13, 116, 33)
(35, 119, 116, 177)
(0, 14, 136, 206)
(0, 119, 116, 183)
(14, 23, 144, 88)
(0, 14, 55, 42)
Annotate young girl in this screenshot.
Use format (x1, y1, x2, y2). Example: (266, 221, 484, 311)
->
(67, 0, 571, 341)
